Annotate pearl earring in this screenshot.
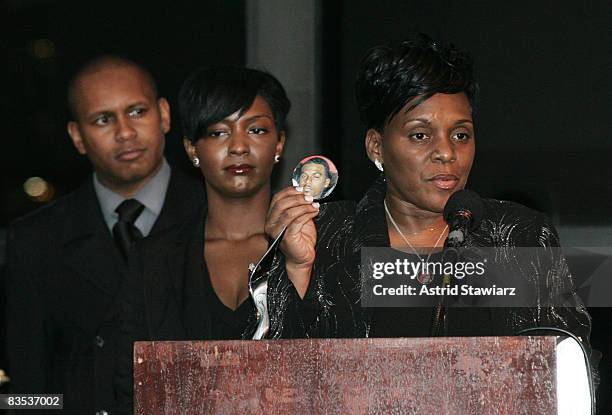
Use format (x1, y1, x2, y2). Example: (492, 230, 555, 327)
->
(374, 159, 384, 172)
(274, 155, 281, 163)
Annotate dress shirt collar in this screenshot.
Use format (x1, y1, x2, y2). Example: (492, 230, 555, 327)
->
(93, 158, 171, 236)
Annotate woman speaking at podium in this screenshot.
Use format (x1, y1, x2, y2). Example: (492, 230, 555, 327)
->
(270, 35, 595, 361)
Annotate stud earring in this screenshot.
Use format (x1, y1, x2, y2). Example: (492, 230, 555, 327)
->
(192, 157, 200, 167)
(274, 155, 281, 163)
(374, 159, 384, 172)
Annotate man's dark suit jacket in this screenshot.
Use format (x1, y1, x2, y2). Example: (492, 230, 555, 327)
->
(4, 168, 203, 414)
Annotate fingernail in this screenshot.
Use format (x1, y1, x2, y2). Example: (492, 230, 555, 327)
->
(295, 186, 303, 192)
(305, 195, 314, 202)
(312, 202, 320, 209)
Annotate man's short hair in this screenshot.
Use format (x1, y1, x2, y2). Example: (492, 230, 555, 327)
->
(300, 157, 338, 189)
(67, 55, 158, 121)
(179, 66, 291, 143)
(302, 157, 331, 180)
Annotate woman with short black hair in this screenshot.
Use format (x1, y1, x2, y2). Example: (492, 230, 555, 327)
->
(271, 34, 594, 349)
(115, 66, 316, 411)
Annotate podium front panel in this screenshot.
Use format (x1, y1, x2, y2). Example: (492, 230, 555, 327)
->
(133, 337, 556, 414)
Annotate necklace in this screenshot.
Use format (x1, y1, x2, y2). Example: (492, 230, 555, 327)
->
(383, 199, 448, 284)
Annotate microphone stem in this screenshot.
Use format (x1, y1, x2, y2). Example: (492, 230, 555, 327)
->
(430, 244, 461, 336)
(430, 272, 452, 336)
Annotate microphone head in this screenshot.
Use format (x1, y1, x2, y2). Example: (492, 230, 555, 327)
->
(443, 189, 484, 230)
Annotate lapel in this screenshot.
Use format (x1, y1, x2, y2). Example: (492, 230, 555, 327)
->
(61, 179, 126, 297)
(61, 169, 203, 299)
(178, 208, 212, 340)
(150, 168, 205, 236)
(354, 174, 390, 250)
(148, 200, 211, 340)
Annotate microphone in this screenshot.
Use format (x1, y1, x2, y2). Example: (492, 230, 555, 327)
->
(431, 190, 484, 336)
(443, 189, 484, 248)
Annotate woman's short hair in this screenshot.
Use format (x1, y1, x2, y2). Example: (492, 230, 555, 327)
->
(355, 33, 478, 132)
(179, 66, 291, 143)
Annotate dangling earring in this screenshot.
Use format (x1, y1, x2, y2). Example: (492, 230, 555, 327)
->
(192, 157, 200, 167)
(274, 154, 281, 163)
(374, 159, 384, 172)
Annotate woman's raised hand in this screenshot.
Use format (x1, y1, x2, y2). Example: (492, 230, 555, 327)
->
(265, 186, 320, 297)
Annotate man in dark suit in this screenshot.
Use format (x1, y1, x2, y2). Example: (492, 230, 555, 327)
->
(4, 56, 203, 414)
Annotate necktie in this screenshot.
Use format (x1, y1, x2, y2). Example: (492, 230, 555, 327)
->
(113, 199, 144, 260)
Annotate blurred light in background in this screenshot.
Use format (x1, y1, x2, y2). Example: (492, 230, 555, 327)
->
(23, 176, 54, 202)
(30, 38, 55, 60)
(0, 369, 9, 386)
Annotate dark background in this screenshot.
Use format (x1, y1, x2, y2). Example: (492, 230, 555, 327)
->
(322, 1, 612, 223)
(1, 0, 246, 223)
(2, 0, 611, 408)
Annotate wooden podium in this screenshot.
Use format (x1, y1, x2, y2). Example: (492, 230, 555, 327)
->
(133, 337, 557, 414)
